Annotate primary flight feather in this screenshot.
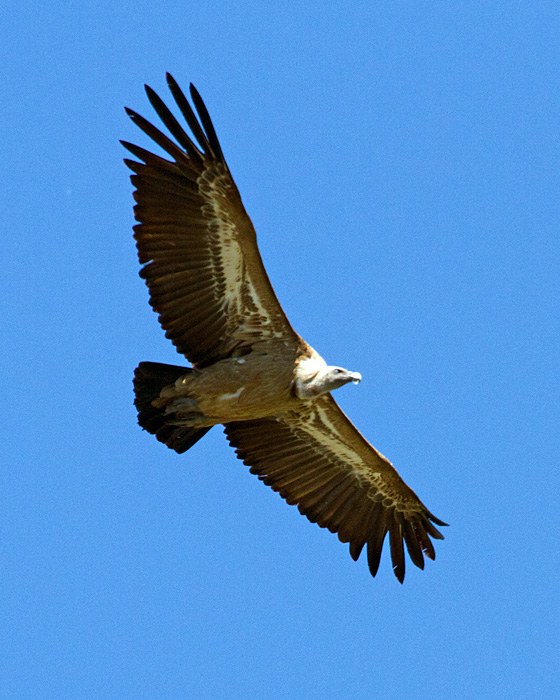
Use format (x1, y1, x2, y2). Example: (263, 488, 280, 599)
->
(122, 74, 447, 582)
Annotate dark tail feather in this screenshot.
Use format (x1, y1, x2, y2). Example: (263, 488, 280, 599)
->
(133, 361, 212, 454)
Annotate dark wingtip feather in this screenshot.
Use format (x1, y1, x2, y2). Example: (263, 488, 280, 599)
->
(429, 511, 449, 528)
(403, 520, 426, 570)
(188, 83, 225, 161)
(120, 140, 144, 159)
(389, 524, 406, 583)
(425, 520, 446, 541)
(367, 544, 383, 578)
(423, 546, 436, 562)
(163, 75, 210, 156)
(349, 540, 365, 562)
(366, 524, 388, 578)
(143, 83, 203, 160)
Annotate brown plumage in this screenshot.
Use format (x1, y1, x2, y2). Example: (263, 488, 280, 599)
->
(123, 74, 447, 583)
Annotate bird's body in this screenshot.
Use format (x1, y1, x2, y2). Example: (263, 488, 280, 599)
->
(152, 344, 302, 425)
(123, 75, 447, 582)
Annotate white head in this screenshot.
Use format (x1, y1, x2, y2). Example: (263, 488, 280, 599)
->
(322, 365, 362, 391)
(295, 356, 362, 400)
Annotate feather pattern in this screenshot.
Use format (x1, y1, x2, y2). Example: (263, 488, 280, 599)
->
(224, 395, 446, 582)
(123, 74, 298, 367)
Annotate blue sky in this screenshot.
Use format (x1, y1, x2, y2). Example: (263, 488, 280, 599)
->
(2, 2, 559, 698)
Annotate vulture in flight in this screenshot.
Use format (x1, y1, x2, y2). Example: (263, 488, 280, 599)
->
(122, 75, 447, 583)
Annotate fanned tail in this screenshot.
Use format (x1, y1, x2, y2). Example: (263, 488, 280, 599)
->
(133, 361, 212, 453)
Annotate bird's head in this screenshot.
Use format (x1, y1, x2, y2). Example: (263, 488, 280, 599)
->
(322, 366, 362, 392)
(295, 355, 362, 399)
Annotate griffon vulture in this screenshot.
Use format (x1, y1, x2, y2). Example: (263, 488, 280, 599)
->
(122, 75, 447, 582)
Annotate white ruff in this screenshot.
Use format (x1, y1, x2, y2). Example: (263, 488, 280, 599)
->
(296, 354, 327, 382)
(294, 353, 327, 399)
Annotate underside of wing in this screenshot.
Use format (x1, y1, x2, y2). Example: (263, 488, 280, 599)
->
(224, 395, 447, 582)
(122, 74, 297, 366)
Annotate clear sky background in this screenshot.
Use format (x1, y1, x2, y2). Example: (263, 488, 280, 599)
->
(2, 2, 559, 698)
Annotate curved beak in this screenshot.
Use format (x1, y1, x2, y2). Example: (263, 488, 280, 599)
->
(349, 371, 362, 385)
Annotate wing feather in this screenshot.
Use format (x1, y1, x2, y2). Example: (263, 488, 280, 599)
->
(224, 395, 447, 582)
(366, 510, 388, 578)
(389, 521, 406, 583)
(123, 75, 298, 366)
(402, 519, 425, 570)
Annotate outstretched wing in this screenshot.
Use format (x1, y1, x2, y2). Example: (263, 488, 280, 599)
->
(224, 395, 447, 582)
(122, 74, 298, 367)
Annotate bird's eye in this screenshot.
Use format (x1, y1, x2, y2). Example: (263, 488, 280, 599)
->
(334, 368, 343, 374)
